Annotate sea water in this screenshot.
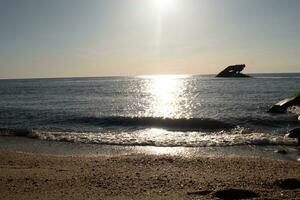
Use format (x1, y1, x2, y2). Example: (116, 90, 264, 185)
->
(0, 73, 299, 148)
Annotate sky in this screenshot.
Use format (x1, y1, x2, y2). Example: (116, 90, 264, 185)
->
(0, 0, 299, 79)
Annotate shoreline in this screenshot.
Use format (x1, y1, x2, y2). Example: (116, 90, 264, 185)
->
(0, 150, 300, 199)
(0, 136, 299, 162)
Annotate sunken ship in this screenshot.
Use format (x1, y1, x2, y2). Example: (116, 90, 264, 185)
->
(216, 64, 250, 78)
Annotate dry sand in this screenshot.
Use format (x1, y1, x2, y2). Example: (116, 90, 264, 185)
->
(0, 150, 300, 200)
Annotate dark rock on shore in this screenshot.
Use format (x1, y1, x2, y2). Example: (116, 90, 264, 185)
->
(274, 149, 288, 154)
(187, 190, 212, 196)
(214, 188, 259, 200)
(286, 128, 300, 145)
(275, 178, 300, 190)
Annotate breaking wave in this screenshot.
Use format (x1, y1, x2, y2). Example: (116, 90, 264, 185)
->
(0, 114, 298, 147)
(0, 127, 297, 147)
(288, 106, 300, 116)
(53, 115, 299, 131)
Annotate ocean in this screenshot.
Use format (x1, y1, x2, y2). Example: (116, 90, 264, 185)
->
(0, 73, 299, 149)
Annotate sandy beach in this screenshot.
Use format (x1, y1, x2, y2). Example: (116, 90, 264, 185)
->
(0, 150, 299, 200)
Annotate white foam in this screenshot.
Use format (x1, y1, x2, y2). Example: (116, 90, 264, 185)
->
(287, 106, 300, 117)
(30, 128, 297, 147)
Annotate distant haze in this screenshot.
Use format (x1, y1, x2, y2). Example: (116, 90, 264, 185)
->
(0, 0, 299, 79)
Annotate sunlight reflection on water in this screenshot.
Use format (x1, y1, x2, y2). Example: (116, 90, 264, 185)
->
(142, 75, 191, 118)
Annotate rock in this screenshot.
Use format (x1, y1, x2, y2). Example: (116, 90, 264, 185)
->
(286, 128, 300, 145)
(216, 64, 251, 78)
(0, 128, 32, 137)
(274, 149, 288, 154)
(214, 189, 259, 200)
(187, 190, 212, 196)
(275, 178, 300, 190)
(268, 92, 300, 114)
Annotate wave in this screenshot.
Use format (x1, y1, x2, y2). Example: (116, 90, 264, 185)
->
(0, 128, 297, 147)
(0, 114, 298, 135)
(234, 116, 300, 127)
(58, 115, 299, 131)
(288, 106, 300, 116)
(60, 116, 236, 131)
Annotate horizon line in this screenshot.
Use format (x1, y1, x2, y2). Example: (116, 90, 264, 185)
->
(1, 72, 300, 81)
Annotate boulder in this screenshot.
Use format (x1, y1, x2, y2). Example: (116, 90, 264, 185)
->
(286, 128, 300, 145)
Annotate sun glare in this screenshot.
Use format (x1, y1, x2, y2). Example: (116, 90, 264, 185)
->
(154, 0, 176, 13)
(143, 75, 188, 118)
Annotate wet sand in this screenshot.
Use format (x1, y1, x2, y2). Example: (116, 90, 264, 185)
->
(1, 151, 300, 199)
(1, 136, 299, 161)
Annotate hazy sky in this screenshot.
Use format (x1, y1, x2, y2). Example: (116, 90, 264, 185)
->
(0, 0, 299, 78)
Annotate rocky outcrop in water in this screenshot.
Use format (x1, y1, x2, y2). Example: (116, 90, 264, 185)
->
(268, 93, 300, 113)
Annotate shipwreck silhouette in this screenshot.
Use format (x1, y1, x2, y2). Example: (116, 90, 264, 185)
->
(216, 64, 250, 78)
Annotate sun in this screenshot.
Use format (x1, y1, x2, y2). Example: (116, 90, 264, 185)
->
(154, 0, 175, 13)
